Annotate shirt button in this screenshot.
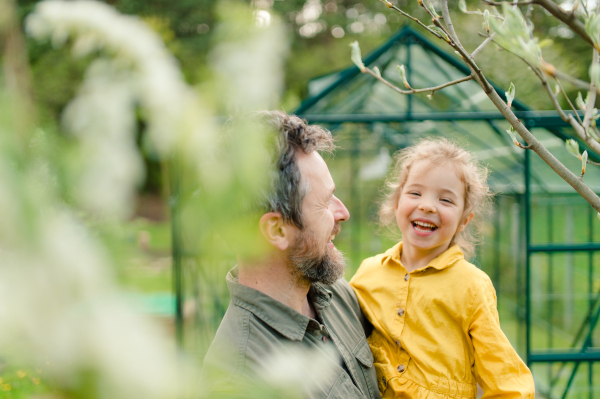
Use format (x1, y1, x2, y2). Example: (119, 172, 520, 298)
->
(397, 364, 406, 373)
(404, 273, 409, 281)
(322, 336, 328, 343)
(382, 376, 386, 384)
(397, 308, 405, 317)
(395, 339, 402, 348)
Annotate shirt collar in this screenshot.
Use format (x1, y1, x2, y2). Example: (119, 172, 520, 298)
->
(382, 241, 464, 271)
(226, 266, 333, 341)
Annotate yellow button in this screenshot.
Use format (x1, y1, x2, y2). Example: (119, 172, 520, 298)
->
(404, 273, 409, 281)
(397, 308, 405, 317)
(397, 364, 406, 373)
(395, 339, 402, 348)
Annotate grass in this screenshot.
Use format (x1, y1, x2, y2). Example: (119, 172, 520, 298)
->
(0, 363, 55, 399)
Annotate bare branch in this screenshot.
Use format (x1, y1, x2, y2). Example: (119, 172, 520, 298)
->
(363, 67, 475, 94)
(438, 0, 600, 212)
(472, 33, 496, 58)
(555, 77, 585, 126)
(531, 0, 595, 48)
(553, 68, 598, 94)
(382, 2, 446, 40)
(583, 48, 598, 131)
(482, 0, 535, 5)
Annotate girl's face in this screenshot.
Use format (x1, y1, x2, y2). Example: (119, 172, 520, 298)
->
(396, 160, 471, 260)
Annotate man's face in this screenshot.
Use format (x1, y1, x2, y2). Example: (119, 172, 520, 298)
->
(286, 151, 350, 285)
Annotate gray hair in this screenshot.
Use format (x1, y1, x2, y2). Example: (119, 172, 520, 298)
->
(261, 111, 334, 229)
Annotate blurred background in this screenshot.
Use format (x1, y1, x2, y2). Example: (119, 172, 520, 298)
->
(2, 0, 600, 398)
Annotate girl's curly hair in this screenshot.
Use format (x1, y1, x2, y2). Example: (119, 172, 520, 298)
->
(379, 138, 493, 260)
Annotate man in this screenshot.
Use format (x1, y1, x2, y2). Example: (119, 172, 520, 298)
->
(203, 112, 380, 399)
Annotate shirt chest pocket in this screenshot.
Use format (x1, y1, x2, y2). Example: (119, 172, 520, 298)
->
(352, 339, 378, 399)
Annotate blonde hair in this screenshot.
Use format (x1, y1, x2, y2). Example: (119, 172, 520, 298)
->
(379, 138, 492, 260)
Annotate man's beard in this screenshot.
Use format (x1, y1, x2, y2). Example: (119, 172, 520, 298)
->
(286, 222, 346, 285)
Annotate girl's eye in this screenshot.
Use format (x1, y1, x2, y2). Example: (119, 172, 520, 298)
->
(441, 198, 454, 204)
(408, 191, 420, 196)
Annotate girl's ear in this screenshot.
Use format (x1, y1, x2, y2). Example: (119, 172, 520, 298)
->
(458, 212, 474, 232)
(259, 212, 293, 251)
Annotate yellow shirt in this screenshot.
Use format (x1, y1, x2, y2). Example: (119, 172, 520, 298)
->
(350, 242, 535, 399)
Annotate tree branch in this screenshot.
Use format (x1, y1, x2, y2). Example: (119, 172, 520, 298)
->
(531, 0, 595, 48)
(583, 48, 598, 130)
(555, 77, 585, 126)
(482, 0, 535, 5)
(438, 0, 600, 212)
(472, 33, 496, 58)
(382, 2, 446, 40)
(363, 67, 474, 94)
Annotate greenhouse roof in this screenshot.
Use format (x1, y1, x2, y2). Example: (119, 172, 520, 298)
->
(295, 26, 600, 194)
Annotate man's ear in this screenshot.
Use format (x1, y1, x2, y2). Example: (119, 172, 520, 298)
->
(458, 212, 474, 232)
(259, 212, 294, 251)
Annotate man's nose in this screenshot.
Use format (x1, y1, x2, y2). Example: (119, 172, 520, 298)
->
(332, 195, 350, 222)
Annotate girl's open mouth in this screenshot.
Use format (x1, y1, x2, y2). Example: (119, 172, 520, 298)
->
(411, 220, 438, 235)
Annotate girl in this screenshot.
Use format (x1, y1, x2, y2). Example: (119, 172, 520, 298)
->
(350, 139, 535, 399)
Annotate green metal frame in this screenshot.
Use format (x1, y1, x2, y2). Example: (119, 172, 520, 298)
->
(294, 25, 600, 398)
(524, 150, 600, 398)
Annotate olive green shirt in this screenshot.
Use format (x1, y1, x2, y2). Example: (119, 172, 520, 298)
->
(203, 266, 381, 399)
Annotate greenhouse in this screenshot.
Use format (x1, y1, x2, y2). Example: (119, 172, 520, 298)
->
(291, 25, 600, 398)
(170, 25, 600, 399)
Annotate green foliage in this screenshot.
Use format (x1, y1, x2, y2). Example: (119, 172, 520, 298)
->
(566, 138, 582, 159)
(505, 82, 515, 108)
(489, 3, 542, 68)
(350, 40, 365, 71)
(585, 11, 600, 51)
(397, 64, 410, 88)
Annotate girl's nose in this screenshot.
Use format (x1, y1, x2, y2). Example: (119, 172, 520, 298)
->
(418, 201, 436, 213)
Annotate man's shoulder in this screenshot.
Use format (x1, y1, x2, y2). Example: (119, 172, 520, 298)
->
(203, 304, 252, 378)
(203, 299, 287, 376)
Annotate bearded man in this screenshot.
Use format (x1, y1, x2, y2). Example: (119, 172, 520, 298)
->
(203, 112, 380, 399)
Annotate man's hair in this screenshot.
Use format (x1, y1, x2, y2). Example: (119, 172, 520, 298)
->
(261, 111, 334, 229)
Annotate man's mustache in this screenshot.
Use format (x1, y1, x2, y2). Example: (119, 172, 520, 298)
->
(331, 222, 341, 237)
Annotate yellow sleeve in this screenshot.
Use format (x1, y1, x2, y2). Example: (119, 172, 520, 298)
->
(469, 279, 535, 399)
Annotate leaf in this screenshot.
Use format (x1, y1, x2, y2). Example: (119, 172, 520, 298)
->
(483, 9, 490, 33)
(458, 0, 467, 13)
(428, 25, 449, 41)
(590, 63, 600, 87)
(588, 127, 600, 140)
(554, 84, 560, 96)
(582, 150, 588, 175)
(373, 66, 381, 77)
(397, 64, 411, 89)
(576, 92, 586, 111)
(538, 39, 553, 48)
(505, 127, 520, 147)
(380, 0, 394, 8)
(350, 41, 365, 72)
(585, 12, 600, 50)
(427, 3, 440, 18)
(505, 82, 515, 108)
(566, 139, 581, 159)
